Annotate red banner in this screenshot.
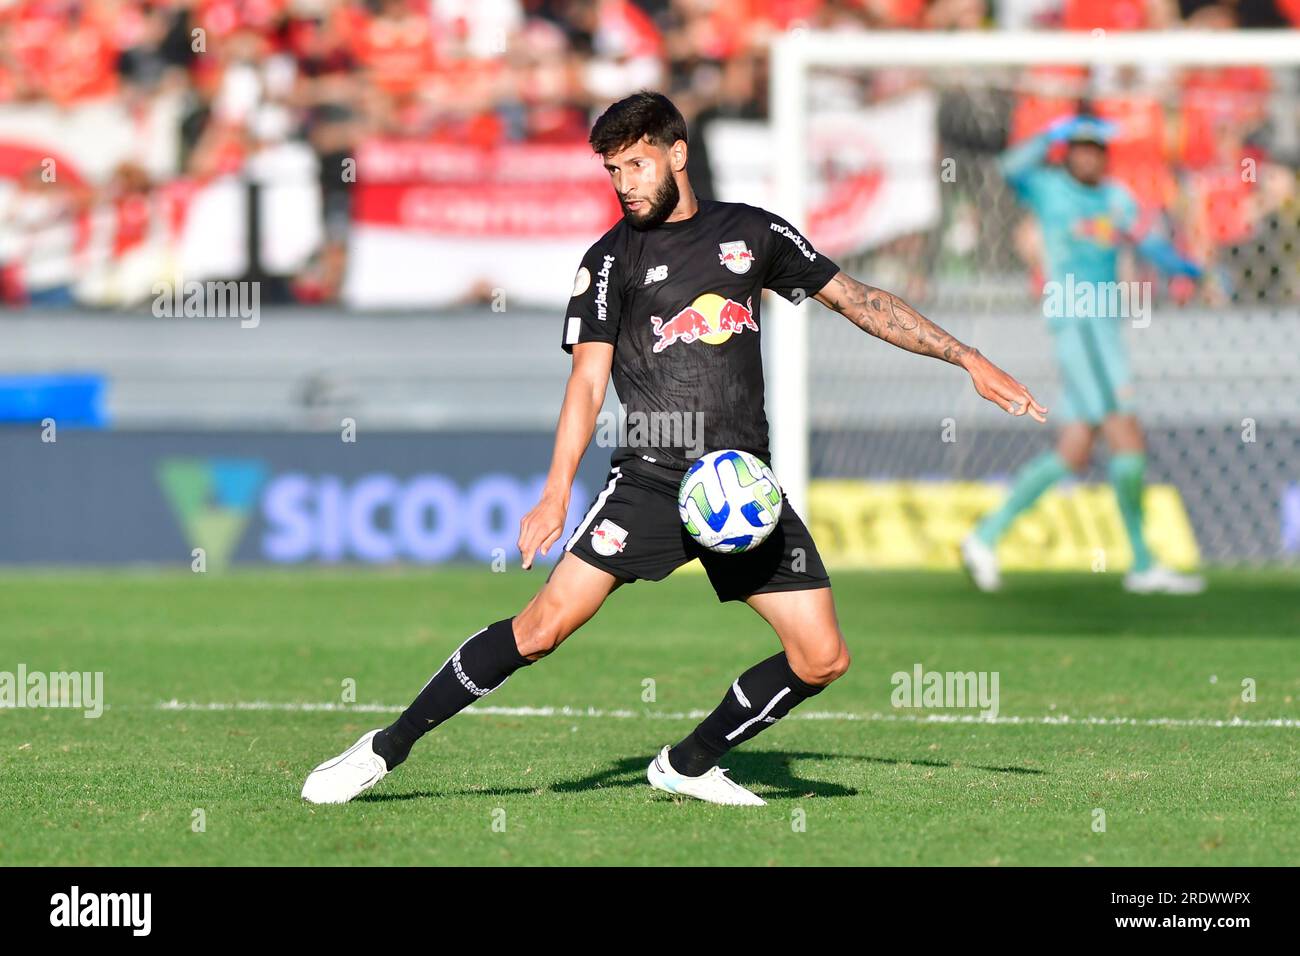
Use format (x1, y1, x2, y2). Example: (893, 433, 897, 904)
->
(354, 139, 621, 238)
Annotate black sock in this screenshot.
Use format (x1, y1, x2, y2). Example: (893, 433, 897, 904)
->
(668, 652, 825, 776)
(372, 617, 531, 770)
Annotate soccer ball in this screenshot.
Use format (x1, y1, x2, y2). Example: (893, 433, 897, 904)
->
(677, 450, 783, 553)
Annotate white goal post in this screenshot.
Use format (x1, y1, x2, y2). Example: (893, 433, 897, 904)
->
(767, 29, 1300, 519)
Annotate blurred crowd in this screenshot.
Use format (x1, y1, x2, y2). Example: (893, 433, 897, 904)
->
(0, 0, 1298, 307)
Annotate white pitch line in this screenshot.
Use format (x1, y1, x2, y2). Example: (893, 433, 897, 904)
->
(152, 700, 1300, 729)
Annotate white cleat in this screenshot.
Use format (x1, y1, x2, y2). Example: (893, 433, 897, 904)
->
(1123, 565, 1206, 595)
(301, 729, 389, 804)
(960, 534, 1002, 592)
(647, 746, 766, 807)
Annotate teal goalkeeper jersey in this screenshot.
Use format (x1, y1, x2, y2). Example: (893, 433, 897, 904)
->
(1000, 132, 1203, 331)
(1001, 137, 1139, 317)
(999, 130, 1205, 421)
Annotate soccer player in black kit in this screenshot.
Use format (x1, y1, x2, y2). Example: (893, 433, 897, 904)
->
(303, 92, 1047, 806)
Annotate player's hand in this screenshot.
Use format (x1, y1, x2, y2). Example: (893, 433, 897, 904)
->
(963, 351, 1048, 423)
(1200, 266, 1234, 308)
(1044, 114, 1083, 143)
(1043, 114, 1118, 144)
(518, 491, 568, 570)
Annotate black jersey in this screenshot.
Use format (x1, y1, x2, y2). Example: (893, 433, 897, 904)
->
(560, 200, 839, 472)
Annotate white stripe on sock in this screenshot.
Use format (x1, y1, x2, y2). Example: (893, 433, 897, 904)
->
(732, 679, 751, 709)
(725, 686, 791, 741)
(416, 625, 488, 696)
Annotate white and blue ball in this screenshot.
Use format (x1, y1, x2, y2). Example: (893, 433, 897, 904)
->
(677, 450, 783, 553)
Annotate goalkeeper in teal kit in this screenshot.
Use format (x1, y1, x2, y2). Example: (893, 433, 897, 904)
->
(961, 116, 1208, 594)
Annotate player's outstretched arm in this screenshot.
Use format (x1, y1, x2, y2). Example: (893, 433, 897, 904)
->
(814, 271, 1048, 423)
(518, 341, 614, 569)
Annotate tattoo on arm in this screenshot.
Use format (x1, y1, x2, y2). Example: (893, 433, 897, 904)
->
(815, 272, 975, 366)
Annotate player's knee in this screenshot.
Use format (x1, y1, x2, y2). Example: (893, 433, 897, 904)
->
(826, 642, 852, 683)
(792, 637, 851, 687)
(1061, 450, 1090, 475)
(512, 602, 570, 660)
(1058, 425, 1095, 474)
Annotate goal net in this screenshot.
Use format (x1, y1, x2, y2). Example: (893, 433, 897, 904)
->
(761, 30, 1300, 569)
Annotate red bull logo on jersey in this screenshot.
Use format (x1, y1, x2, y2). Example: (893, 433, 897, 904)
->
(650, 293, 758, 353)
(718, 240, 756, 275)
(1072, 214, 1120, 247)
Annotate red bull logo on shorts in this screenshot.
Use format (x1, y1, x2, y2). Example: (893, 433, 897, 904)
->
(590, 518, 628, 557)
(650, 293, 758, 353)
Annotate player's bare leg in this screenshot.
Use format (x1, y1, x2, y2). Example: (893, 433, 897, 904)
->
(1102, 413, 1204, 594)
(302, 554, 622, 803)
(963, 422, 1093, 591)
(745, 586, 851, 687)
(1057, 420, 1096, 474)
(512, 552, 625, 659)
(648, 586, 849, 806)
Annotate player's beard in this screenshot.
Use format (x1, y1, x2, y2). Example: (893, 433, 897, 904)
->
(622, 172, 680, 231)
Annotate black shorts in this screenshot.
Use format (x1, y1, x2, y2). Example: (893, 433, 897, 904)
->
(564, 456, 831, 603)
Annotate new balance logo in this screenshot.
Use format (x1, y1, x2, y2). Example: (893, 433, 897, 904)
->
(644, 265, 668, 284)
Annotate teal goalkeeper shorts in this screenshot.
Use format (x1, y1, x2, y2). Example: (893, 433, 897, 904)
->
(1051, 316, 1136, 425)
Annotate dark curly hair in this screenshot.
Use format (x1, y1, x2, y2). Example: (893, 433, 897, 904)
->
(589, 91, 688, 157)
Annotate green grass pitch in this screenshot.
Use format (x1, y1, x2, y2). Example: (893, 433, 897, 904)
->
(2, 567, 1297, 866)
